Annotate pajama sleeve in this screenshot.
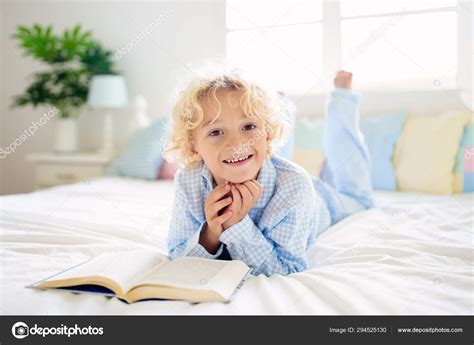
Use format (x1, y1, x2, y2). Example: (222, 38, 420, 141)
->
(218, 178, 315, 276)
(167, 173, 225, 260)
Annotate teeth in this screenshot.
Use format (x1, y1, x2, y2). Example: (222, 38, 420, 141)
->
(224, 155, 250, 163)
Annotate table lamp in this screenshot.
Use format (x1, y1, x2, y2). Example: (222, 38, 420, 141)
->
(87, 75, 128, 155)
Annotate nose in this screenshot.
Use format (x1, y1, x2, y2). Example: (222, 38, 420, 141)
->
(226, 130, 246, 153)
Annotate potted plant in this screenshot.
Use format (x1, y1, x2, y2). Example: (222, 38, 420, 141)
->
(11, 24, 117, 152)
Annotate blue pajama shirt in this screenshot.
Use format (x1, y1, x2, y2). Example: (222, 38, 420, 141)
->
(167, 89, 374, 276)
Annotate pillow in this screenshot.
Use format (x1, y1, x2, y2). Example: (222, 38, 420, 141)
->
(292, 113, 406, 190)
(292, 118, 325, 176)
(360, 112, 406, 190)
(393, 112, 470, 194)
(454, 121, 474, 192)
(158, 160, 178, 180)
(106, 117, 168, 180)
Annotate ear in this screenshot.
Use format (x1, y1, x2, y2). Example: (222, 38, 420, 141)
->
(264, 130, 273, 155)
(266, 129, 273, 144)
(189, 141, 203, 162)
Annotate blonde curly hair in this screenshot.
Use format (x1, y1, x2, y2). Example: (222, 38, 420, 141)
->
(162, 70, 288, 169)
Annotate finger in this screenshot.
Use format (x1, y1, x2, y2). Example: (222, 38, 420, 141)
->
(247, 180, 263, 202)
(250, 178, 263, 190)
(220, 204, 232, 214)
(253, 179, 264, 194)
(207, 182, 231, 204)
(236, 183, 253, 206)
(213, 209, 233, 225)
(231, 184, 242, 211)
(244, 180, 261, 199)
(209, 196, 233, 216)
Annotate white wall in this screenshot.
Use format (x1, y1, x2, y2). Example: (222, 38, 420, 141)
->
(0, 0, 226, 195)
(290, 89, 467, 119)
(0, 0, 471, 195)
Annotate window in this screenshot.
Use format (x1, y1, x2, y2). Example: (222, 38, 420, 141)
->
(340, 0, 458, 90)
(226, 1, 324, 94)
(226, 0, 464, 93)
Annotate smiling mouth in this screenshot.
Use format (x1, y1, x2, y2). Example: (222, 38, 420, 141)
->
(222, 154, 254, 165)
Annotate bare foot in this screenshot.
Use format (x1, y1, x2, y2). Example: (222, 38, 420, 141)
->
(334, 70, 353, 89)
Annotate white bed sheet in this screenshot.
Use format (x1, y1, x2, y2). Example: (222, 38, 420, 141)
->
(1, 177, 472, 315)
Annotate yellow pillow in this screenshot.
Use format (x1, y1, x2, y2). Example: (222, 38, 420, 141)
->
(393, 112, 470, 194)
(453, 173, 463, 193)
(292, 148, 325, 176)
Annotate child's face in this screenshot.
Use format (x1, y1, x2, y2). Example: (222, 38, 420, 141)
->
(190, 90, 270, 185)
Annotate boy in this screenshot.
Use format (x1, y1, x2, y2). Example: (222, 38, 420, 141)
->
(164, 70, 373, 276)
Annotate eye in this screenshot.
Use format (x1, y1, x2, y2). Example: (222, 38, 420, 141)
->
(243, 123, 257, 131)
(208, 129, 223, 137)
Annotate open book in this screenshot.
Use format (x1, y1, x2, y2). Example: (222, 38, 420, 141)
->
(27, 250, 252, 303)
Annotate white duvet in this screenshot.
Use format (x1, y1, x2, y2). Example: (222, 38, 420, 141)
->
(0, 177, 472, 315)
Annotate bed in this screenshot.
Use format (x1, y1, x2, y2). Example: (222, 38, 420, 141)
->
(0, 177, 472, 315)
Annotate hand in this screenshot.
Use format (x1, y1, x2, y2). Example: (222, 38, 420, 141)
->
(334, 70, 352, 89)
(204, 182, 233, 237)
(222, 180, 263, 229)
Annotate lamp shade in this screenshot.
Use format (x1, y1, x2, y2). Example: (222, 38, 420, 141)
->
(87, 75, 128, 109)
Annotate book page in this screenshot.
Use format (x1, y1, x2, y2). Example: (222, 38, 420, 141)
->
(42, 250, 169, 292)
(137, 257, 230, 290)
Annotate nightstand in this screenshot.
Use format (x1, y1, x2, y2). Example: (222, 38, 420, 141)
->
(26, 152, 113, 190)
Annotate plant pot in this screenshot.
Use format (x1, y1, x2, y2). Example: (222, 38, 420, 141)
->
(53, 117, 78, 153)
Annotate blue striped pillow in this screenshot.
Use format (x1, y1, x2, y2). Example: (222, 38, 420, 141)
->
(106, 118, 168, 180)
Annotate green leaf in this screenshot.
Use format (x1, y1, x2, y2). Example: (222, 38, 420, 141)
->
(33, 23, 42, 34)
(45, 25, 52, 37)
(72, 25, 80, 37)
(12, 24, 117, 115)
(80, 31, 92, 41)
(18, 26, 31, 34)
